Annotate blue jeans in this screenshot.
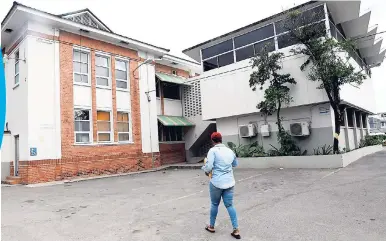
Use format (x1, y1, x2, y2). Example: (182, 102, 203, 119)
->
(209, 182, 238, 229)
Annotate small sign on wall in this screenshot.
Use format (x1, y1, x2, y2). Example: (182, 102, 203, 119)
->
(30, 147, 37, 156)
(319, 107, 329, 115)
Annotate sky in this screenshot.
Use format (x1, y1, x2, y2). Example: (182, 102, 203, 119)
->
(1, 0, 385, 112)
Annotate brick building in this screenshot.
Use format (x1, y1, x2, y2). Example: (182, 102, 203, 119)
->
(1, 2, 204, 184)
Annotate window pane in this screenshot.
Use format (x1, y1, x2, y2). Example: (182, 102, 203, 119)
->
(119, 133, 130, 142)
(254, 38, 275, 54)
(74, 121, 90, 131)
(96, 56, 108, 67)
(116, 80, 128, 89)
(74, 110, 90, 120)
(73, 51, 81, 62)
(97, 121, 111, 131)
(76, 133, 90, 143)
(202, 39, 233, 59)
(74, 74, 88, 83)
(163, 82, 180, 100)
(218, 52, 234, 67)
(115, 70, 127, 80)
(97, 77, 109, 86)
(278, 33, 300, 49)
(236, 45, 254, 62)
(116, 60, 127, 71)
(15, 51, 19, 60)
(117, 112, 129, 121)
(15, 62, 19, 74)
(203, 57, 218, 72)
(96, 66, 109, 77)
(98, 133, 110, 142)
(15, 75, 19, 84)
(234, 24, 274, 48)
(118, 122, 129, 132)
(97, 111, 110, 121)
(73, 62, 80, 72)
(81, 53, 88, 63)
(81, 63, 88, 74)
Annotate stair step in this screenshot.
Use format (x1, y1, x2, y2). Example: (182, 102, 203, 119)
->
(4, 176, 22, 185)
(187, 157, 205, 164)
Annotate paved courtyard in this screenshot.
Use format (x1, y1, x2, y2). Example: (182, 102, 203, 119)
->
(2, 150, 386, 241)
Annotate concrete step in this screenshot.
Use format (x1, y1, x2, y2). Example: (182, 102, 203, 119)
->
(187, 156, 205, 164)
(4, 176, 22, 185)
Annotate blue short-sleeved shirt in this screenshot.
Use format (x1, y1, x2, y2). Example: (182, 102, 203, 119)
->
(201, 144, 238, 189)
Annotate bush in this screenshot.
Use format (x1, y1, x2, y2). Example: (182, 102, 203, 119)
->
(360, 135, 384, 147)
(313, 144, 333, 155)
(227, 141, 266, 158)
(268, 131, 307, 156)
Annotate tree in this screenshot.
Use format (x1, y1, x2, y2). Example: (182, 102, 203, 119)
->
(249, 46, 302, 156)
(282, 10, 367, 153)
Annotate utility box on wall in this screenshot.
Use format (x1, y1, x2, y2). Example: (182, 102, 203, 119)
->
(239, 124, 257, 138)
(260, 124, 271, 137)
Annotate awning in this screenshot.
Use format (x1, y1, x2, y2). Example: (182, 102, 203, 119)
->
(158, 116, 195, 127)
(155, 72, 192, 86)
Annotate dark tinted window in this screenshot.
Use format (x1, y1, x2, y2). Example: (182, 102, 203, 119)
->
(275, 5, 325, 34)
(362, 115, 367, 128)
(163, 82, 180, 100)
(234, 24, 274, 48)
(254, 38, 275, 54)
(201, 39, 233, 59)
(203, 57, 218, 71)
(356, 112, 361, 127)
(156, 79, 160, 97)
(278, 33, 300, 49)
(218, 52, 234, 67)
(236, 45, 254, 62)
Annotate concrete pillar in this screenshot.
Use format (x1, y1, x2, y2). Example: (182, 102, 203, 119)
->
(344, 109, 350, 151)
(359, 112, 364, 140)
(353, 111, 358, 149)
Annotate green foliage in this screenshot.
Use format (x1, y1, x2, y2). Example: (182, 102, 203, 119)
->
(227, 142, 265, 158)
(360, 135, 385, 147)
(267, 131, 307, 156)
(313, 144, 333, 155)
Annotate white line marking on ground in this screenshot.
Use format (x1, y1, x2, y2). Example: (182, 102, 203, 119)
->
(320, 168, 342, 180)
(139, 191, 204, 210)
(237, 170, 275, 182)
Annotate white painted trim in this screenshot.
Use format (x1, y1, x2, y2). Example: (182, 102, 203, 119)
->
(61, 11, 110, 32)
(74, 108, 93, 144)
(95, 53, 112, 88)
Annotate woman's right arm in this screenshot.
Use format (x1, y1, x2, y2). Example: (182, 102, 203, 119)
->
(232, 153, 238, 167)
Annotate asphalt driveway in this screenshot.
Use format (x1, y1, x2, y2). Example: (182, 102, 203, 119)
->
(2, 150, 386, 241)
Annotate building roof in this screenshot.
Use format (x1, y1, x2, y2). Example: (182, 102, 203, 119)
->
(2, 1, 170, 53)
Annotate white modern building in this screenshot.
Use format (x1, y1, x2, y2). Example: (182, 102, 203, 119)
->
(369, 113, 386, 134)
(183, 1, 385, 153)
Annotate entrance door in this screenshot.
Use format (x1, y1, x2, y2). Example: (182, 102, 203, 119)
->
(14, 135, 19, 176)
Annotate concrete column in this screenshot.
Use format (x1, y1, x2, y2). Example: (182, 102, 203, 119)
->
(359, 112, 364, 140)
(344, 109, 350, 151)
(353, 111, 358, 149)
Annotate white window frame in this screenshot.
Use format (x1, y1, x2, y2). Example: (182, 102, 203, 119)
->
(172, 70, 177, 76)
(117, 111, 132, 143)
(73, 47, 91, 86)
(14, 50, 20, 87)
(95, 52, 111, 88)
(115, 57, 129, 91)
(97, 109, 113, 143)
(74, 108, 92, 144)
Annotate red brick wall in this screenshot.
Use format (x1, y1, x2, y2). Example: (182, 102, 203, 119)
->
(159, 143, 185, 165)
(155, 64, 190, 78)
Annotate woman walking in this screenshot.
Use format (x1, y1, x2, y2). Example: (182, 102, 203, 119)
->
(202, 132, 241, 239)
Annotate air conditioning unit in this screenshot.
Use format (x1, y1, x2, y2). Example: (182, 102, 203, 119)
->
(239, 124, 257, 138)
(290, 122, 310, 137)
(260, 124, 271, 137)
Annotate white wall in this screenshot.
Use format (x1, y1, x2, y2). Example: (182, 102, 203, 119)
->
(1, 134, 13, 180)
(156, 98, 162, 115)
(74, 85, 92, 107)
(163, 99, 183, 116)
(347, 128, 355, 150)
(96, 88, 112, 109)
(116, 91, 131, 111)
(196, 48, 328, 121)
(138, 52, 159, 153)
(5, 36, 29, 161)
(27, 34, 61, 160)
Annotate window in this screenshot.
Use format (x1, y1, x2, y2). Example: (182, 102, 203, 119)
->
(234, 24, 274, 48)
(14, 50, 19, 85)
(236, 45, 254, 62)
(74, 109, 91, 143)
(254, 38, 275, 54)
(362, 115, 368, 128)
(201, 39, 233, 59)
(158, 125, 184, 142)
(218, 52, 234, 67)
(203, 57, 219, 71)
(163, 82, 180, 100)
(117, 112, 130, 142)
(96, 55, 110, 87)
(73, 50, 89, 84)
(278, 33, 300, 49)
(356, 112, 361, 128)
(381, 122, 386, 128)
(156, 80, 160, 97)
(172, 70, 177, 75)
(346, 109, 354, 127)
(97, 111, 111, 142)
(115, 59, 128, 89)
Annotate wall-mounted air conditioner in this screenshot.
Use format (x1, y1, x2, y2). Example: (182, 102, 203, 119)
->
(239, 124, 257, 138)
(260, 124, 271, 137)
(290, 122, 310, 137)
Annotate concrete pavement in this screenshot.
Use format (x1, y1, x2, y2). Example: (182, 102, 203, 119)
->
(2, 150, 386, 241)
